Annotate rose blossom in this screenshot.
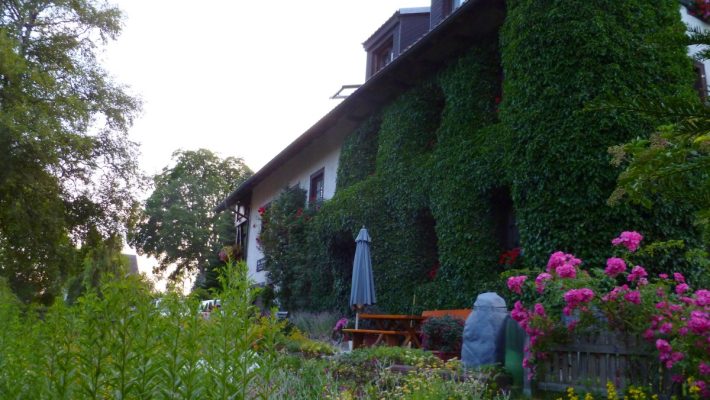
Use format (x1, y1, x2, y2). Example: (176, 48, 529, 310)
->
(674, 272, 686, 283)
(507, 275, 527, 295)
(556, 263, 577, 279)
(546, 251, 581, 275)
(676, 283, 690, 295)
(563, 288, 595, 315)
(624, 290, 641, 305)
(627, 265, 648, 283)
(700, 362, 710, 376)
(656, 339, 672, 354)
(611, 231, 643, 252)
(535, 272, 552, 294)
(695, 289, 710, 307)
(605, 257, 627, 277)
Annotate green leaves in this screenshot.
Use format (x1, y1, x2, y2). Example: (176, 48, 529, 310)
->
(0, 261, 284, 399)
(129, 149, 252, 280)
(0, 0, 143, 303)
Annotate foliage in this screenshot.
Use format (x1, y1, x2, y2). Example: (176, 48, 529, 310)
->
(258, 185, 315, 309)
(0, 0, 142, 303)
(288, 310, 342, 341)
(130, 149, 252, 280)
(282, 329, 337, 357)
(500, 0, 700, 270)
(328, 347, 510, 399)
(257, 0, 703, 314)
(421, 315, 465, 353)
(507, 232, 710, 398)
(607, 76, 710, 248)
(0, 261, 284, 399)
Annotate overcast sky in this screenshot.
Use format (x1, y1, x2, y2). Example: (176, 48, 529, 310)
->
(105, 0, 427, 176)
(105, 0, 426, 286)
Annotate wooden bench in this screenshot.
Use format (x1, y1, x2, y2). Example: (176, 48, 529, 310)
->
(421, 309, 471, 321)
(343, 310, 472, 350)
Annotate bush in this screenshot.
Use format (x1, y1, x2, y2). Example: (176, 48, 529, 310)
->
(421, 315, 465, 353)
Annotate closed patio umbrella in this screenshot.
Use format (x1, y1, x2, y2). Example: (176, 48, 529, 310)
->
(349, 226, 376, 329)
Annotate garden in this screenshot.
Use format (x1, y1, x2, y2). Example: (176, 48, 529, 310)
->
(1, 237, 708, 399)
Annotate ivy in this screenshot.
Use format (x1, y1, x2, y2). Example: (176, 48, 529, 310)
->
(260, 3, 704, 313)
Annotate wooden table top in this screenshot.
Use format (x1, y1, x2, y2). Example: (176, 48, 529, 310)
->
(358, 313, 425, 320)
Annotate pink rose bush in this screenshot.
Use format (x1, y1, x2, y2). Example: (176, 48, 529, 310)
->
(506, 231, 710, 395)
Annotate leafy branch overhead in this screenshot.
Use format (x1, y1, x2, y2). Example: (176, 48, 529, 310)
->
(0, 0, 142, 303)
(129, 149, 252, 280)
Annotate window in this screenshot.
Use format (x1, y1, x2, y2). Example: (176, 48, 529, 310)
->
(694, 61, 707, 101)
(372, 38, 394, 75)
(309, 168, 325, 204)
(442, 0, 464, 18)
(256, 257, 267, 272)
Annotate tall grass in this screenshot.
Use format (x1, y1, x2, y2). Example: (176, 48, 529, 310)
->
(0, 261, 282, 400)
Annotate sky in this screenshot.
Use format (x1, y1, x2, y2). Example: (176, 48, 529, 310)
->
(103, 0, 426, 286)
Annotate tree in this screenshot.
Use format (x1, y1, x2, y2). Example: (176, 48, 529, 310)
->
(129, 149, 252, 281)
(0, 0, 142, 303)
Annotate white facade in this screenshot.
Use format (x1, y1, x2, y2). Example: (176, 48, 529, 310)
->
(682, 5, 710, 78)
(243, 128, 346, 284)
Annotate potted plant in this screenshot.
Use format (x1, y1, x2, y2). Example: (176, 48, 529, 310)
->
(421, 315, 464, 360)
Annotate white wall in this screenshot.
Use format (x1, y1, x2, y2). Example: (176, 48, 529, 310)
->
(243, 128, 346, 284)
(682, 5, 710, 87)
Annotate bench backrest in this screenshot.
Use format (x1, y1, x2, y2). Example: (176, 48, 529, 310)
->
(421, 309, 471, 321)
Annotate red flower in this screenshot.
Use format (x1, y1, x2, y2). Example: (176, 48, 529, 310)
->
(499, 247, 521, 265)
(428, 261, 440, 280)
(257, 206, 266, 216)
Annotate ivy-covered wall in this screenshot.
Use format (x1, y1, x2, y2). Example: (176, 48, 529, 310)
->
(262, 1, 702, 313)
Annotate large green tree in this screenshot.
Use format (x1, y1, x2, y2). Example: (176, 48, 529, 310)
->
(129, 149, 252, 281)
(0, 0, 141, 303)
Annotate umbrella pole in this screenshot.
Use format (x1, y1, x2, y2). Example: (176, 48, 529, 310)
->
(355, 312, 359, 330)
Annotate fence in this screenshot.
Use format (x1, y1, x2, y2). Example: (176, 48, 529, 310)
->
(536, 330, 672, 395)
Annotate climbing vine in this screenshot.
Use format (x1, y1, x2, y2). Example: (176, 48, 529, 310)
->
(261, 2, 704, 313)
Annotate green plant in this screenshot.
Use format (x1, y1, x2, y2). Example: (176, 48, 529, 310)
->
(421, 315, 465, 353)
(288, 310, 342, 341)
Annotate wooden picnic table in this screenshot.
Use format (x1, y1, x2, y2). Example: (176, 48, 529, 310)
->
(343, 313, 425, 349)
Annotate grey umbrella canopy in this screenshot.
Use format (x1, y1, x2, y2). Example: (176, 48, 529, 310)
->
(349, 227, 376, 311)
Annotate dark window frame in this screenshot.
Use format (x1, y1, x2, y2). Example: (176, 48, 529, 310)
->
(309, 168, 325, 204)
(372, 37, 394, 75)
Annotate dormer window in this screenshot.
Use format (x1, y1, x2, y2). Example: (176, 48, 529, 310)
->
(372, 37, 394, 75)
(442, 0, 465, 19)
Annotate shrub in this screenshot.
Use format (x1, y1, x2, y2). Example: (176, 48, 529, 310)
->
(421, 315, 465, 353)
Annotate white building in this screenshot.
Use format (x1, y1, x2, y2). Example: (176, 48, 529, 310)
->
(216, 1, 710, 285)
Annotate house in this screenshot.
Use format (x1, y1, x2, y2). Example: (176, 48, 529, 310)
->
(217, 1, 706, 311)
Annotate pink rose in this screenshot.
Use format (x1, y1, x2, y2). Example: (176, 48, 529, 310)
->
(556, 263, 576, 279)
(605, 257, 627, 277)
(656, 339, 672, 354)
(695, 289, 710, 307)
(673, 272, 686, 284)
(627, 265, 648, 283)
(676, 283, 690, 295)
(535, 273, 552, 294)
(507, 275, 527, 295)
(624, 290, 641, 305)
(611, 231, 643, 252)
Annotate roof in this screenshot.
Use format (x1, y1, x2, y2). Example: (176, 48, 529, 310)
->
(215, 0, 505, 213)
